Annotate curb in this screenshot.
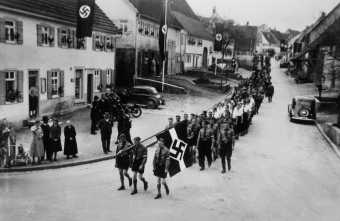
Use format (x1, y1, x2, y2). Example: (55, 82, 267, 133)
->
(0, 155, 115, 173)
(315, 122, 340, 160)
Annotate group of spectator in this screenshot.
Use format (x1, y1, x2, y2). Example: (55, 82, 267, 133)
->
(0, 116, 78, 168)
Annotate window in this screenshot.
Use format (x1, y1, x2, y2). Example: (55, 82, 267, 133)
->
(76, 37, 86, 49)
(186, 54, 191, 63)
(106, 70, 111, 86)
(105, 36, 114, 52)
(51, 71, 59, 97)
(119, 21, 128, 33)
(60, 29, 68, 47)
(144, 23, 150, 36)
(197, 39, 203, 47)
(41, 26, 49, 46)
(188, 37, 196, 45)
(5, 71, 16, 102)
(94, 70, 101, 91)
(5, 21, 16, 43)
(138, 20, 143, 34)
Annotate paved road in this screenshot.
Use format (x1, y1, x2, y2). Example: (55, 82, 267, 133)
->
(1, 62, 340, 221)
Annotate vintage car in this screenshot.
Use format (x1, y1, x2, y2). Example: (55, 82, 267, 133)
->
(117, 86, 165, 109)
(288, 96, 316, 123)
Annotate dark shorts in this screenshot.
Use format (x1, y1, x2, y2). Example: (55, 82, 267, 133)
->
(132, 159, 145, 174)
(154, 165, 167, 179)
(115, 156, 130, 170)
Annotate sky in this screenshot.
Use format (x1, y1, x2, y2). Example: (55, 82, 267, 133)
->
(186, 0, 339, 32)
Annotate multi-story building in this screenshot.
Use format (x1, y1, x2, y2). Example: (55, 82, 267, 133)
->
(0, 0, 119, 126)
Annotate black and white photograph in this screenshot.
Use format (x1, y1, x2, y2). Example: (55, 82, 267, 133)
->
(1, 0, 340, 220)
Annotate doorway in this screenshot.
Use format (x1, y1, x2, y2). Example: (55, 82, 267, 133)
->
(28, 71, 39, 118)
(87, 73, 93, 104)
(75, 69, 83, 100)
(203, 47, 208, 68)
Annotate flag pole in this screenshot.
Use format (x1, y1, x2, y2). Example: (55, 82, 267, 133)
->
(162, 0, 168, 93)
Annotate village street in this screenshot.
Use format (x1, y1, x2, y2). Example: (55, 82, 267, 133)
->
(1, 62, 340, 221)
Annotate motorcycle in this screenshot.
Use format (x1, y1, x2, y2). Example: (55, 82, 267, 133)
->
(120, 103, 142, 118)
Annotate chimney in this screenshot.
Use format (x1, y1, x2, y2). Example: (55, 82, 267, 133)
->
(213, 6, 216, 15)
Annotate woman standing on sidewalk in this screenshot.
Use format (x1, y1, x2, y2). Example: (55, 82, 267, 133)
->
(30, 121, 44, 164)
(49, 119, 62, 161)
(63, 120, 78, 159)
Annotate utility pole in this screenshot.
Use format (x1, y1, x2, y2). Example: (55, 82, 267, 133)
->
(161, 0, 168, 93)
(134, 13, 140, 85)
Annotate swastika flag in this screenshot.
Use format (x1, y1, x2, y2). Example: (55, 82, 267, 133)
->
(76, 0, 95, 38)
(156, 121, 194, 177)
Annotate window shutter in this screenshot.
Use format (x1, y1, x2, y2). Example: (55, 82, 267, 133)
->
(103, 36, 107, 52)
(16, 21, 23, 44)
(111, 69, 115, 87)
(17, 71, 24, 103)
(72, 30, 76, 48)
(49, 26, 55, 47)
(92, 33, 96, 51)
(0, 71, 5, 104)
(57, 28, 62, 47)
(47, 71, 52, 99)
(83, 38, 87, 50)
(111, 37, 115, 52)
(0, 18, 5, 43)
(36, 24, 43, 46)
(100, 70, 106, 92)
(100, 35, 104, 51)
(59, 71, 64, 97)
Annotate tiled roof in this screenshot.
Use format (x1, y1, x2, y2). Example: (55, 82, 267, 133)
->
(271, 30, 289, 42)
(170, 0, 197, 20)
(172, 11, 213, 41)
(0, 0, 118, 34)
(129, 0, 181, 29)
(262, 31, 280, 45)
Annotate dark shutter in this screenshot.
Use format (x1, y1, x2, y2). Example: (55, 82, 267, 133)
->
(59, 71, 64, 97)
(103, 36, 107, 52)
(17, 71, 24, 103)
(0, 18, 5, 43)
(49, 26, 55, 47)
(101, 70, 106, 92)
(111, 69, 115, 87)
(72, 29, 76, 48)
(100, 35, 104, 51)
(111, 37, 115, 52)
(0, 71, 5, 104)
(92, 33, 96, 51)
(16, 21, 23, 44)
(57, 28, 62, 47)
(83, 38, 87, 50)
(47, 71, 52, 99)
(37, 24, 43, 46)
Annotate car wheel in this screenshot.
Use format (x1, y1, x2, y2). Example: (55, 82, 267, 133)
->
(147, 100, 157, 109)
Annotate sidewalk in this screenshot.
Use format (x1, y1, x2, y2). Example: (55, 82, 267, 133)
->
(1, 91, 230, 172)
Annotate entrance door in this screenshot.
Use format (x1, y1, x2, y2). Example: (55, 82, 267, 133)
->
(203, 47, 208, 68)
(28, 71, 39, 118)
(87, 73, 93, 104)
(75, 69, 83, 100)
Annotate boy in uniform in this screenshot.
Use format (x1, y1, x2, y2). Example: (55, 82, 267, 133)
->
(131, 137, 148, 195)
(153, 138, 170, 199)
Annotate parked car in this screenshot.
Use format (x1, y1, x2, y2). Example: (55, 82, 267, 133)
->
(288, 96, 316, 123)
(117, 86, 165, 109)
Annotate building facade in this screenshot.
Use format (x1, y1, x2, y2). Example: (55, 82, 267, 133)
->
(0, 0, 119, 126)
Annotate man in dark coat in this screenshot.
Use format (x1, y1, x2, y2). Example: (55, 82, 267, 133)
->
(40, 116, 50, 161)
(49, 119, 62, 161)
(117, 114, 132, 144)
(64, 120, 78, 159)
(91, 96, 100, 135)
(98, 113, 113, 154)
(266, 84, 275, 103)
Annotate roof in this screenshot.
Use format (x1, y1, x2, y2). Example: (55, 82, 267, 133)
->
(271, 29, 289, 42)
(170, 0, 197, 20)
(129, 0, 181, 29)
(262, 31, 280, 45)
(172, 11, 213, 41)
(233, 25, 258, 52)
(0, 0, 118, 34)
